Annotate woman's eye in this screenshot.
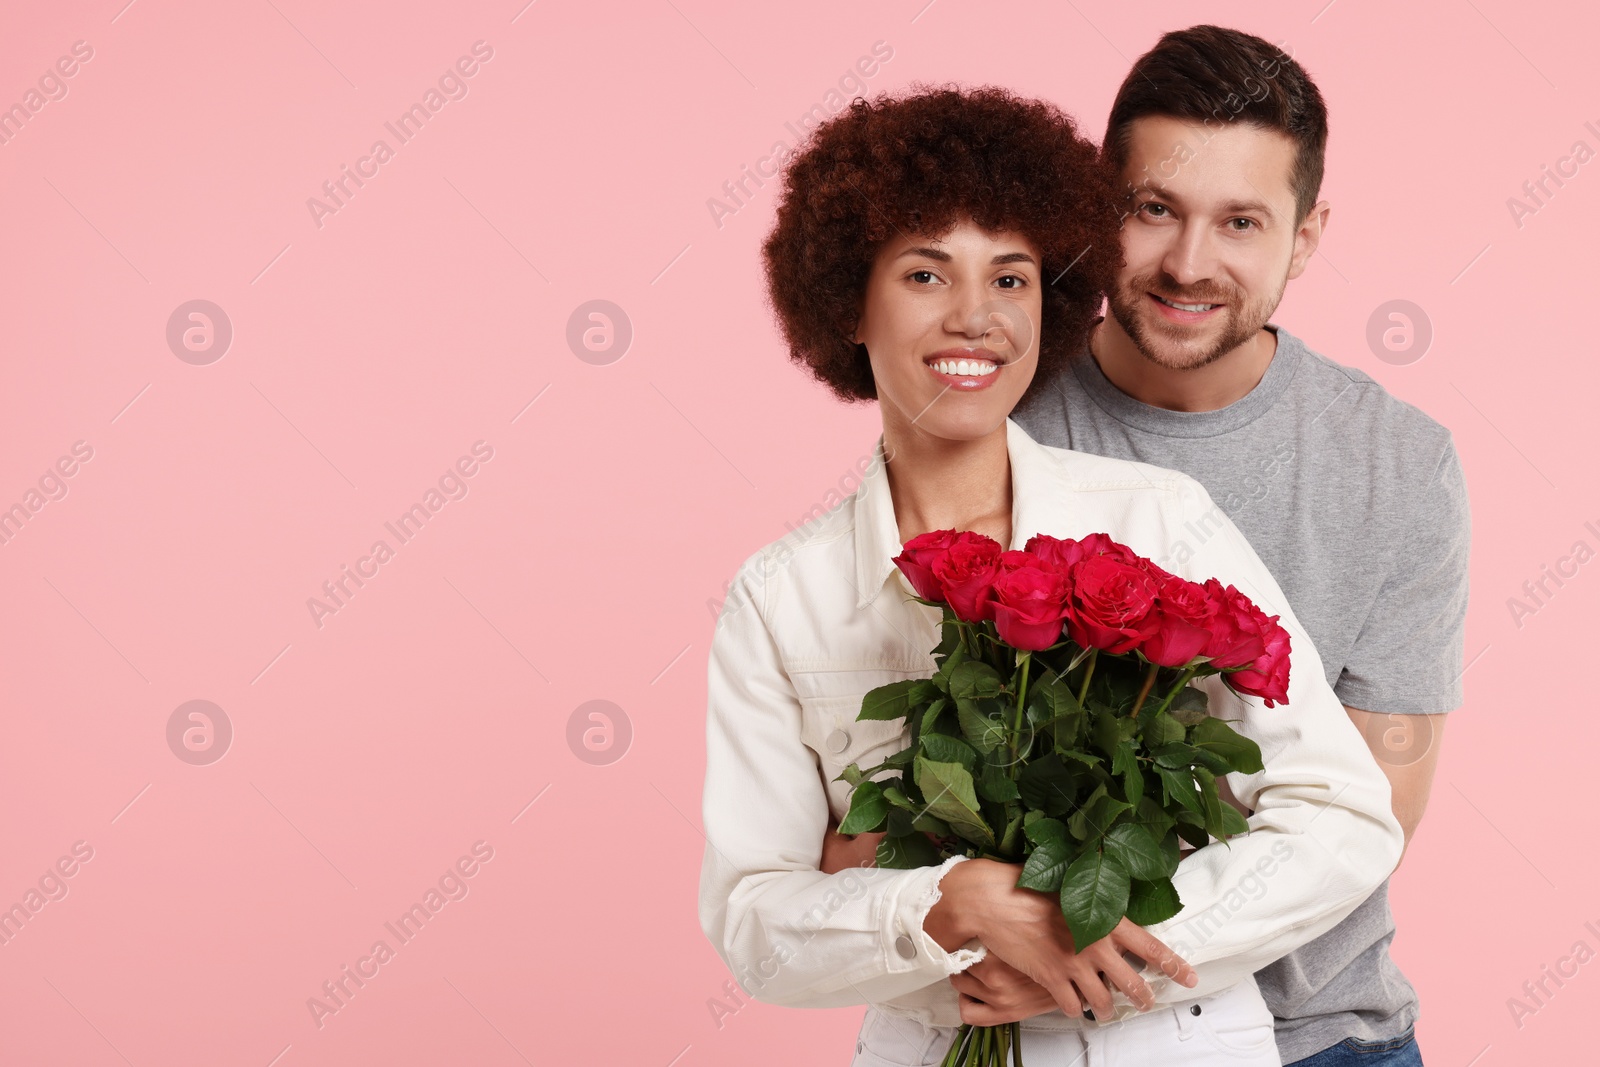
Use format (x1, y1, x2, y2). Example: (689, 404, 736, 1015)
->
(1140, 203, 1169, 218)
(909, 269, 937, 284)
(996, 274, 1025, 289)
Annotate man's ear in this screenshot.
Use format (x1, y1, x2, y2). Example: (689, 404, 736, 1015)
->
(1286, 199, 1331, 281)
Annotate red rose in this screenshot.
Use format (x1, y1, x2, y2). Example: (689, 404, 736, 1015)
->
(1226, 618, 1292, 707)
(1064, 556, 1159, 653)
(1141, 575, 1218, 667)
(1200, 580, 1269, 669)
(930, 532, 1003, 622)
(1025, 532, 1124, 571)
(894, 529, 961, 603)
(991, 560, 1071, 651)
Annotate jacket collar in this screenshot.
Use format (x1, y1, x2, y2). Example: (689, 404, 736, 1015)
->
(853, 416, 1055, 611)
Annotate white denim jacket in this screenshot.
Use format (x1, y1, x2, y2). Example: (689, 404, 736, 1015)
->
(698, 417, 1403, 1029)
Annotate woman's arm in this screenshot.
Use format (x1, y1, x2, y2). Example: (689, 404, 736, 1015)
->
(698, 551, 988, 1008)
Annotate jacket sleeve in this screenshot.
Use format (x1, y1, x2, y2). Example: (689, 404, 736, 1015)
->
(697, 551, 987, 1008)
(1135, 476, 1406, 1004)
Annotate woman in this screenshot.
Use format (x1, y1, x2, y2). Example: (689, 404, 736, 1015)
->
(697, 85, 1401, 1066)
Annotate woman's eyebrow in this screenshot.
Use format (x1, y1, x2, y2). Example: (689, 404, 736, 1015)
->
(894, 247, 1038, 265)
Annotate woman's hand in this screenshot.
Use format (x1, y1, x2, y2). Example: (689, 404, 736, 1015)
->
(925, 859, 1198, 1023)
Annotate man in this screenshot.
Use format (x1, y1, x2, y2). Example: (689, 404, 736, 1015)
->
(823, 24, 1469, 1067)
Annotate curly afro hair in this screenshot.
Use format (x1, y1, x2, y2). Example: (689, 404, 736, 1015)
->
(761, 83, 1124, 405)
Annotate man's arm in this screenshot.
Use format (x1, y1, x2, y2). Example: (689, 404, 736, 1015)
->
(1343, 706, 1448, 861)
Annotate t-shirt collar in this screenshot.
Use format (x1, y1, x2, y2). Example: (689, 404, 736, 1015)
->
(1068, 319, 1305, 439)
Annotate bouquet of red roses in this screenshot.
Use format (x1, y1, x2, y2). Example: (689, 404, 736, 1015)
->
(835, 530, 1292, 1067)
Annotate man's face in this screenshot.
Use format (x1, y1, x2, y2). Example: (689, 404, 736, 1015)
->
(1109, 115, 1314, 370)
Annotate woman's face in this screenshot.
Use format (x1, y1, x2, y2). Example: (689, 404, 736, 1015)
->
(853, 218, 1043, 443)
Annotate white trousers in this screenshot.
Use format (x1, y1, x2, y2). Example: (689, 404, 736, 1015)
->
(849, 977, 1280, 1067)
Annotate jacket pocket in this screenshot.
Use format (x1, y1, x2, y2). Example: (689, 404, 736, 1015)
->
(799, 692, 915, 823)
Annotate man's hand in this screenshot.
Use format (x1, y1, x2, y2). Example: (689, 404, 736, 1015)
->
(819, 813, 885, 872)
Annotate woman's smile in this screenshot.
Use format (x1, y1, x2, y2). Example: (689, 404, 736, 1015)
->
(924, 347, 1006, 391)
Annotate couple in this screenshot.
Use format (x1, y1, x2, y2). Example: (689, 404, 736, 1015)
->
(699, 24, 1468, 1067)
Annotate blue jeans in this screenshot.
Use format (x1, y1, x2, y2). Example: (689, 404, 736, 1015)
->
(1287, 1026, 1422, 1066)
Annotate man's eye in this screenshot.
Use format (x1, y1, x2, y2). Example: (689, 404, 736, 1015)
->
(1228, 218, 1256, 231)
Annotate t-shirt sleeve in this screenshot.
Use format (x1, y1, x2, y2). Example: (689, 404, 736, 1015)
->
(1334, 436, 1471, 715)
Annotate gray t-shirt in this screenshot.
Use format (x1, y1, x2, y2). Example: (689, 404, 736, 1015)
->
(1012, 321, 1471, 1063)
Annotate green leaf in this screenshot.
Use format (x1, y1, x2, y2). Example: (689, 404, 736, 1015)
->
(1168, 686, 1210, 726)
(1060, 850, 1131, 950)
(836, 762, 865, 786)
(957, 700, 1008, 754)
(838, 780, 888, 834)
(949, 660, 1004, 701)
(1029, 674, 1084, 725)
(1129, 796, 1177, 844)
(1190, 716, 1264, 775)
(1024, 815, 1069, 846)
(1195, 767, 1228, 839)
(914, 756, 994, 846)
(1158, 829, 1182, 876)
(1154, 765, 1203, 815)
(1018, 836, 1073, 892)
(1091, 705, 1124, 759)
(859, 679, 919, 721)
(919, 698, 950, 735)
(1145, 711, 1185, 747)
(1174, 809, 1211, 849)
(1219, 804, 1251, 837)
(1018, 754, 1079, 817)
(1086, 791, 1133, 837)
(882, 785, 915, 811)
(920, 732, 978, 770)
(1112, 740, 1144, 807)
(1125, 877, 1183, 925)
(911, 810, 952, 836)
(1067, 782, 1105, 840)
(1000, 806, 1025, 855)
(886, 807, 913, 837)
(876, 830, 942, 869)
(1152, 742, 1198, 770)
(1103, 823, 1168, 881)
(977, 761, 1021, 803)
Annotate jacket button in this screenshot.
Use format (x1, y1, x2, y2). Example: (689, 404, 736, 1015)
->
(1190, 1004, 1202, 1016)
(895, 934, 917, 959)
(825, 728, 851, 753)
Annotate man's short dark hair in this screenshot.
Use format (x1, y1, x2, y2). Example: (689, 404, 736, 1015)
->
(1104, 25, 1328, 222)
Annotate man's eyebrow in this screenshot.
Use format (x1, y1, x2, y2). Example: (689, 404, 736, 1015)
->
(895, 247, 1038, 265)
(1130, 188, 1279, 219)
(1218, 198, 1277, 218)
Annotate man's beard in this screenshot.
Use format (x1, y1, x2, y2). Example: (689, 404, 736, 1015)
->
(1107, 271, 1282, 371)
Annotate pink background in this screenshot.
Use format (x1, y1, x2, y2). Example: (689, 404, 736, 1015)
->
(1, 1, 1595, 1064)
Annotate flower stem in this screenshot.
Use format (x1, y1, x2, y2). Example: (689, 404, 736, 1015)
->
(1076, 648, 1098, 705)
(1128, 660, 1161, 719)
(1010, 652, 1032, 776)
(1149, 665, 1201, 718)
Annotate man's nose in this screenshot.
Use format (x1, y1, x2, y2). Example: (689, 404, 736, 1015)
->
(1159, 224, 1218, 288)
